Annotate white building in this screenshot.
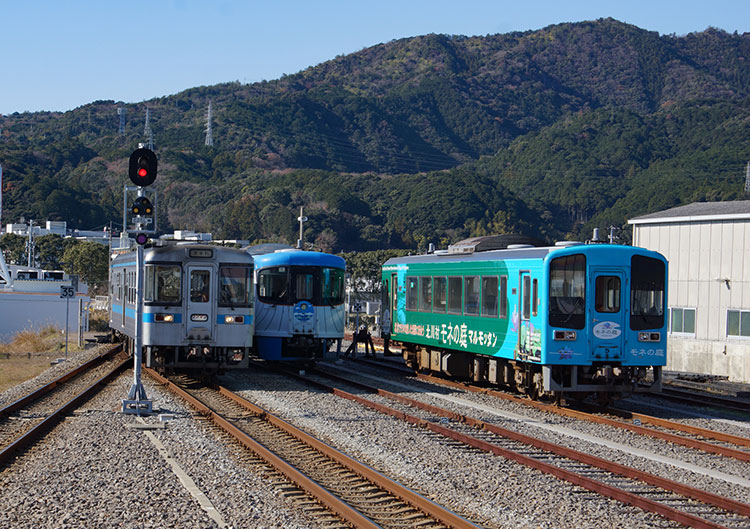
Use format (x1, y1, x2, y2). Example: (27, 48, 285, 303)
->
(629, 200, 750, 383)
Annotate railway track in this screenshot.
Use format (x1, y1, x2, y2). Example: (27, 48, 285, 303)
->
(347, 355, 750, 462)
(292, 363, 750, 529)
(0, 344, 129, 467)
(146, 368, 482, 529)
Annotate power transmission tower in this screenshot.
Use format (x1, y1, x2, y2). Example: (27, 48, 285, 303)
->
(117, 107, 126, 136)
(143, 108, 154, 150)
(205, 99, 214, 147)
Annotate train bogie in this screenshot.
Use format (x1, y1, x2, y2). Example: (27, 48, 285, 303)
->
(382, 238, 667, 400)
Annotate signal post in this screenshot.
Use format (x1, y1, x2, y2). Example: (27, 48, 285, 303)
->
(122, 147, 158, 415)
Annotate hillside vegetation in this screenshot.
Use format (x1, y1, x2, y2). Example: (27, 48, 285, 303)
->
(1, 19, 749, 250)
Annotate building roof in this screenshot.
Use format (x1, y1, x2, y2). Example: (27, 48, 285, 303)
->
(628, 200, 750, 225)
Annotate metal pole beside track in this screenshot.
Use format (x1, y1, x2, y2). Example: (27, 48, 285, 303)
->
(122, 243, 153, 414)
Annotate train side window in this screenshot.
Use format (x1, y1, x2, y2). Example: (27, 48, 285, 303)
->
(532, 278, 539, 316)
(419, 277, 432, 312)
(499, 276, 508, 318)
(258, 267, 289, 305)
(433, 277, 447, 313)
(406, 276, 418, 311)
(482, 276, 498, 317)
(464, 276, 480, 315)
(447, 276, 462, 314)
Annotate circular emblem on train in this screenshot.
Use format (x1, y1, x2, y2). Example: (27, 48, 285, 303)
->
(293, 301, 314, 322)
(593, 321, 621, 339)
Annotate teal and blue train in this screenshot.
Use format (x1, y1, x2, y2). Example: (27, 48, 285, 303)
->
(253, 249, 346, 362)
(381, 237, 667, 400)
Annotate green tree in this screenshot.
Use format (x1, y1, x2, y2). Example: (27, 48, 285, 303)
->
(34, 234, 65, 269)
(61, 241, 109, 292)
(0, 233, 27, 265)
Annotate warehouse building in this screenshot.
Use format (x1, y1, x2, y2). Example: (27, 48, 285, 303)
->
(629, 201, 750, 383)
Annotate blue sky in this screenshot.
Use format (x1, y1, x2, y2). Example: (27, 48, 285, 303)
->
(1, 0, 748, 115)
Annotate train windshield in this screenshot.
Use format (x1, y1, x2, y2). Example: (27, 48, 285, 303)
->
(630, 255, 665, 330)
(548, 254, 586, 329)
(219, 266, 253, 307)
(321, 267, 345, 306)
(257, 265, 345, 305)
(144, 265, 181, 304)
(258, 267, 288, 304)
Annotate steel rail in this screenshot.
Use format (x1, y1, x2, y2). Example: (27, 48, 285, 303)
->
(411, 371, 750, 462)
(0, 343, 123, 420)
(658, 387, 750, 413)
(146, 368, 480, 529)
(0, 354, 130, 467)
(577, 402, 750, 450)
(300, 366, 750, 529)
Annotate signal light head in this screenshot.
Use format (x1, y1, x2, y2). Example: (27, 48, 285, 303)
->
(131, 197, 153, 217)
(135, 233, 149, 245)
(128, 148, 158, 187)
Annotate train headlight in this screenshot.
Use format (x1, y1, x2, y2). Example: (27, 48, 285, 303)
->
(224, 315, 245, 324)
(638, 332, 661, 342)
(154, 313, 175, 323)
(553, 330, 576, 341)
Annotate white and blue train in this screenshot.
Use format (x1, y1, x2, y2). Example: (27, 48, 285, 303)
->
(253, 250, 346, 362)
(109, 244, 254, 371)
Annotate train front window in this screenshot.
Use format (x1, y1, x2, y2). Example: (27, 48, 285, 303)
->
(258, 267, 288, 304)
(144, 265, 181, 304)
(595, 276, 620, 313)
(190, 270, 211, 302)
(293, 270, 315, 301)
(549, 254, 586, 329)
(630, 255, 665, 330)
(219, 266, 252, 307)
(321, 268, 345, 305)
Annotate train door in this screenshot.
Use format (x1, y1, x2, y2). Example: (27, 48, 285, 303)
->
(517, 271, 540, 359)
(187, 266, 214, 339)
(589, 269, 625, 361)
(291, 267, 315, 334)
(390, 273, 397, 334)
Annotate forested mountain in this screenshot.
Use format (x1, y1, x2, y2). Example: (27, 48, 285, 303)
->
(1, 18, 748, 250)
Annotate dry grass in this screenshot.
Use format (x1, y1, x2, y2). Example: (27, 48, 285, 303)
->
(0, 326, 84, 393)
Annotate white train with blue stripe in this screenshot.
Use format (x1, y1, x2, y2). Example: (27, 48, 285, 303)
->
(253, 249, 346, 362)
(109, 244, 254, 371)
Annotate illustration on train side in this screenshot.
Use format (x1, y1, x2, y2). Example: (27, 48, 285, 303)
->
(381, 236, 667, 402)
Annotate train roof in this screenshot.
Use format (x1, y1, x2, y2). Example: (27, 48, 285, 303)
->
(383, 243, 665, 267)
(111, 243, 253, 265)
(252, 250, 346, 269)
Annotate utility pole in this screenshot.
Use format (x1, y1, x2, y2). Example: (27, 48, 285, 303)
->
(205, 99, 214, 147)
(297, 206, 308, 249)
(744, 161, 750, 194)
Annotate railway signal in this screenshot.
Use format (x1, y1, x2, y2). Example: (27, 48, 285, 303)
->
(131, 196, 153, 216)
(128, 147, 158, 187)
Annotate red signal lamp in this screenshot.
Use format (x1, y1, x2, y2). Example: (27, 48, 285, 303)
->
(128, 148, 158, 187)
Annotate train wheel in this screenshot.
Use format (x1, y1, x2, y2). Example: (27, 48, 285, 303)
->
(595, 391, 612, 407)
